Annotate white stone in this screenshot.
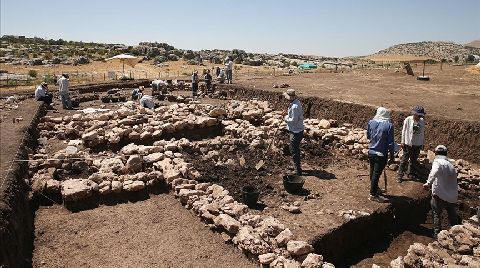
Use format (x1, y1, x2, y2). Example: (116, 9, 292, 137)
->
(287, 241, 314, 256)
(126, 155, 143, 172)
(258, 253, 276, 264)
(275, 228, 295, 246)
(82, 130, 98, 141)
(213, 214, 241, 234)
(61, 179, 98, 201)
(123, 180, 145, 192)
(301, 253, 323, 268)
(111, 181, 122, 193)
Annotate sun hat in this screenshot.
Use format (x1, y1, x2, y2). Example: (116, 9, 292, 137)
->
(373, 107, 391, 122)
(41, 82, 47, 86)
(283, 89, 296, 100)
(412, 105, 425, 116)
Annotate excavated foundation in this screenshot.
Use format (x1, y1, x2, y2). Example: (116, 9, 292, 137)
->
(1, 81, 478, 267)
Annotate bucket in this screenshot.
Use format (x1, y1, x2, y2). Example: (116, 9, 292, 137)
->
(283, 174, 305, 193)
(241, 185, 259, 206)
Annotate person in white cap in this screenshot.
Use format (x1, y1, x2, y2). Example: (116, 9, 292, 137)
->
(35, 82, 53, 105)
(283, 89, 304, 175)
(423, 145, 459, 238)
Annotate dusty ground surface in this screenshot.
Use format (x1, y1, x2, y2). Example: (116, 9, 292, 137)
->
(0, 98, 38, 179)
(32, 194, 256, 268)
(235, 64, 480, 122)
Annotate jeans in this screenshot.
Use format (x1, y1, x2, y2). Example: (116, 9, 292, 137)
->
(431, 195, 458, 236)
(368, 154, 388, 196)
(37, 94, 53, 105)
(226, 70, 233, 83)
(398, 145, 421, 178)
(60, 93, 72, 109)
(289, 131, 304, 174)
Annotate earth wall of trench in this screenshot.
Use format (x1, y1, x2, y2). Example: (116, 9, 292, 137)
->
(224, 85, 480, 164)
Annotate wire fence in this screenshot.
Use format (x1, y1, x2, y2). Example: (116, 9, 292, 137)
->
(0, 70, 195, 89)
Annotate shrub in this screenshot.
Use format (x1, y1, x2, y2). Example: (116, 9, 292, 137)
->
(28, 70, 38, 78)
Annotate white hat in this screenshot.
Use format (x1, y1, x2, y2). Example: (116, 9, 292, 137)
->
(435, 145, 447, 153)
(283, 89, 296, 100)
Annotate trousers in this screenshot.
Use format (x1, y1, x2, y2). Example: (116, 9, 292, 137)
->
(368, 154, 388, 196)
(289, 131, 304, 175)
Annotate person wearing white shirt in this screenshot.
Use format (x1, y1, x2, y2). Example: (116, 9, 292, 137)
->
(283, 89, 305, 175)
(225, 57, 233, 84)
(35, 82, 53, 105)
(140, 94, 155, 109)
(397, 105, 426, 182)
(58, 74, 72, 109)
(423, 145, 459, 237)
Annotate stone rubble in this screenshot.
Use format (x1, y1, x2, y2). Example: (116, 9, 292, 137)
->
(388, 221, 480, 267)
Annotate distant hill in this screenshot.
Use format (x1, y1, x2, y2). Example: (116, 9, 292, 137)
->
(465, 39, 480, 49)
(373, 41, 480, 61)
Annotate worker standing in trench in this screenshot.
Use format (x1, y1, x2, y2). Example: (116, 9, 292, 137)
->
(423, 145, 459, 238)
(366, 107, 395, 202)
(397, 106, 426, 182)
(283, 89, 305, 175)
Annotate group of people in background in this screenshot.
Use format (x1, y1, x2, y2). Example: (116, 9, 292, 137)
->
(191, 56, 234, 97)
(34, 73, 72, 110)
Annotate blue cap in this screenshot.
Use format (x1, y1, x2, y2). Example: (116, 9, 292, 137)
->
(412, 105, 425, 116)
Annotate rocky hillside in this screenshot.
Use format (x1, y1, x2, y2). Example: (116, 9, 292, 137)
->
(375, 41, 480, 61)
(465, 39, 480, 49)
(0, 35, 334, 68)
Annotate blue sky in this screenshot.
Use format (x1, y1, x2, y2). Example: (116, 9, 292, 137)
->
(1, 0, 479, 57)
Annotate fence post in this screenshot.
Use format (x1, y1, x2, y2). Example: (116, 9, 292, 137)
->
(104, 73, 106, 81)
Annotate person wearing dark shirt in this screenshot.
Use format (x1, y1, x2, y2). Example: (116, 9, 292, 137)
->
(204, 70, 213, 95)
(191, 70, 199, 98)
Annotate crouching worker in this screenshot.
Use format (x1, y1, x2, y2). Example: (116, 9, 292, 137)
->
(423, 145, 459, 238)
(140, 94, 155, 109)
(35, 82, 53, 105)
(367, 107, 395, 202)
(132, 86, 143, 100)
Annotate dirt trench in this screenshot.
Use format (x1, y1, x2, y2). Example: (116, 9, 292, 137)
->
(0, 102, 46, 267)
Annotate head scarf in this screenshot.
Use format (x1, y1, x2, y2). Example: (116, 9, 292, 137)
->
(373, 107, 390, 122)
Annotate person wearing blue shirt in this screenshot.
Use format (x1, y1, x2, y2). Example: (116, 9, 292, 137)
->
(283, 89, 305, 175)
(367, 107, 395, 202)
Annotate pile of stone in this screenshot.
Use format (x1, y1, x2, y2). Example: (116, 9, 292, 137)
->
(389, 221, 480, 267)
(38, 102, 219, 146)
(177, 183, 332, 267)
(28, 138, 204, 201)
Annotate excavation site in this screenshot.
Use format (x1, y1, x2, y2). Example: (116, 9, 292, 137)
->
(1, 79, 479, 268)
